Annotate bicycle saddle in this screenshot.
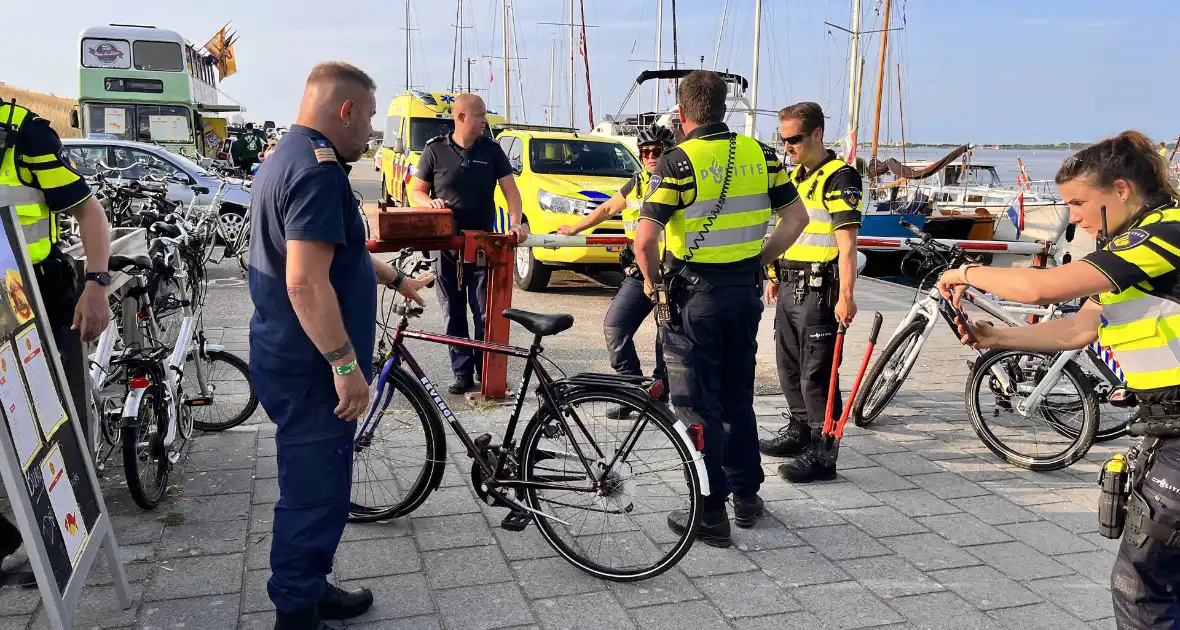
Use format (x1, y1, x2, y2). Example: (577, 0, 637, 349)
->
(191, 186, 210, 195)
(150, 222, 182, 238)
(109, 254, 152, 272)
(503, 309, 574, 337)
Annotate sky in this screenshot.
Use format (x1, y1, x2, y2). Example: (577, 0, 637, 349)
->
(3, 0, 1178, 144)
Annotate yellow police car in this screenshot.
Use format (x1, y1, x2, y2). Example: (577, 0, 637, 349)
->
(378, 90, 507, 208)
(492, 131, 641, 290)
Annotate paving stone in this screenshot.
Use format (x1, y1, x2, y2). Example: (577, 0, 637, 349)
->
(875, 489, 961, 518)
(423, 545, 512, 589)
(158, 518, 248, 558)
(838, 466, 918, 493)
(512, 557, 607, 599)
(792, 580, 905, 629)
(172, 492, 251, 523)
(754, 480, 808, 502)
(801, 482, 884, 510)
(138, 593, 239, 629)
(38, 581, 142, 629)
(412, 513, 495, 551)
(242, 569, 273, 614)
(86, 549, 154, 587)
(982, 478, 1070, 506)
(694, 570, 801, 618)
(998, 520, 1100, 556)
(731, 518, 805, 552)
(875, 425, 935, 443)
(335, 537, 422, 581)
(250, 503, 274, 534)
(340, 518, 413, 542)
(870, 452, 945, 476)
(252, 477, 280, 505)
(675, 542, 759, 577)
(185, 444, 256, 470)
(255, 455, 278, 479)
(608, 568, 702, 608)
(933, 458, 1017, 482)
(109, 513, 166, 546)
(733, 612, 824, 629)
(986, 602, 1092, 630)
(1030, 502, 1101, 535)
(0, 617, 30, 630)
(257, 437, 277, 456)
(748, 547, 850, 587)
(964, 542, 1074, 581)
(832, 446, 878, 470)
(839, 555, 946, 599)
(916, 513, 1014, 547)
(245, 532, 271, 570)
(178, 467, 255, 497)
(797, 525, 891, 561)
(1089, 618, 1118, 630)
(145, 553, 244, 601)
(340, 572, 436, 622)
(534, 592, 636, 630)
(836, 506, 928, 537)
(929, 565, 1043, 611)
(348, 615, 442, 630)
(880, 533, 983, 572)
(1026, 575, 1115, 622)
(765, 499, 847, 529)
(905, 473, 990, 500)
(888, 592, 1006, 630)
(628, 600, 728, 630)
(407, 486, 482, 518)
(1056, 550, 1117, 585)
(434, 582, 535, 630)
(847, 434, 911, 455)
(947, 495, 1039, 526)
(1080, 532, 1123, 555)
(491, 524, 560, 561)
(899, 439, 976, 461)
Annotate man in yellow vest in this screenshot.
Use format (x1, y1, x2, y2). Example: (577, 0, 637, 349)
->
(557, 125, 675, 417)
(634, 71, 809, 547)
(758, 102, 863, 483)
(0, 101, 112, 583)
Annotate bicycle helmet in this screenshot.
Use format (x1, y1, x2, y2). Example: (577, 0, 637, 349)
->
(637, 124, 675, 150)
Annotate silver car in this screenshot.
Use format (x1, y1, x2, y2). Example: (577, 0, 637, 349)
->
(63, 139, 251, 244)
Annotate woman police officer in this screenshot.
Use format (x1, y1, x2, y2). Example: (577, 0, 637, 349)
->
(936, 131, 1180, 629)
(557, 124, 675, 416)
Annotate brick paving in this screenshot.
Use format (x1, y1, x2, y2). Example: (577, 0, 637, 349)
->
(0, 273, 1127, 629)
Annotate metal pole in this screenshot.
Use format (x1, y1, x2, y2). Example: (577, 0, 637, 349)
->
(504, 0, 511, 123)
(712, 0, 730, 71)
(548, 40, 556, 125)
(405, 0, 412, 90)
(451, 0, 460, 91)
(458, 0, 464, 92)
(897, 62, 907, 163)
(846, 0, 861, 153)
(746, 0, 761, 137)
(579, 0, 593, 128)
(569, 0, 576, 128)
(671, 0, 679, 95)
(655, 0, 663, 110)
(467, 58, 473, 93)
(869, 0, 892, 187)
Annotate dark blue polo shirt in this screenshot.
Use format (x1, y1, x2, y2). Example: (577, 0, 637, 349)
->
(247, 124, 377, 390)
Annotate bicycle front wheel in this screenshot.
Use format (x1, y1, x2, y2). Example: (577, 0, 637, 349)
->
(187, 350, 258, 432)
(853, 317, 928, 426)
(966, 349, 1098, 471)
(520, 387, 702, 582)
(122, 388, 170, 509)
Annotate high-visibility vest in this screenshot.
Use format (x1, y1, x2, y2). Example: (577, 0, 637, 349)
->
(0, 104, 56, 264)
(622, 170, 651, 240)
(663, 134, 773, 264)
(782, 156, 860, 263)
(1097, 207, 1180, 391)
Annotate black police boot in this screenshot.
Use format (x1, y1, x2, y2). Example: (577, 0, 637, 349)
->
(667, 506, 732, 548)
(318, 583, 374, 620)
(448, 374, 477, 395)
(732, 494, 766, 529)
(758, 414, 812, 457)
(274, 606, 331, 630)
(777, 441, 837, 483)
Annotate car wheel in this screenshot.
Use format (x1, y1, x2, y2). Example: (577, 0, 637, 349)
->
(218, 205, 248, 245)
(514, 237, 552, 291)
(378, 177, 388, 210)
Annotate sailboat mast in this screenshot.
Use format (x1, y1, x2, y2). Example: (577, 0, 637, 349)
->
(845, 0, 861, 158)
(897, 62, 907, 163)
(655, 0, 663, 110)
(569, 0, 576, 128)
(503, 1, 512, 123)
(548, 39, 556, 125)
(579, 0, 593, 128)
(745, 0, 761, 138)
(671, 0, 679, 94)
(868, 0, 892, 186)
(404, 0, 412, 90)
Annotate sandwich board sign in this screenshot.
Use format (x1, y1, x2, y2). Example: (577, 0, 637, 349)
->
(0, 186, 130, 629)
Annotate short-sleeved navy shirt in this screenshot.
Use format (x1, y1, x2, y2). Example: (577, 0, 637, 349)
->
(247, 124, 377, 389)
(414, 134, 512, 233)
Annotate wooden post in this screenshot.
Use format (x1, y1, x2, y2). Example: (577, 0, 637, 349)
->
(868, 0, 892, 187)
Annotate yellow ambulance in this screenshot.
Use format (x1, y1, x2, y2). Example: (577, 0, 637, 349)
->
(378, 90, 507, 208)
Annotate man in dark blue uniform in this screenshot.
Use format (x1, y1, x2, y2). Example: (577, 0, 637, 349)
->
(248, 62, 431, 630)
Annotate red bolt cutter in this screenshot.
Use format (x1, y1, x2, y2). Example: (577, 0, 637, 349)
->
(820, 312, 884, 456)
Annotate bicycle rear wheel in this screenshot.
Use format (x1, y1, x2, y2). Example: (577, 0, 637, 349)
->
(348, 364, 446, 522)
(853, 317, 928, 426)
(122, 388, 170, 509)
(186, 350, 259, 431)
(966, 349, 1098, 471)
(520, 387, 701, 581)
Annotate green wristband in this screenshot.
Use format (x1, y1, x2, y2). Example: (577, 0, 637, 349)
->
(333, 359, 359, 376)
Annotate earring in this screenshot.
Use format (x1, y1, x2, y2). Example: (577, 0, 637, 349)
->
(344, 121, 350, 128)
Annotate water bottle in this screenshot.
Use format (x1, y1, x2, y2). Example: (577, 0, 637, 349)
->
(1098, 454, 1129, 539)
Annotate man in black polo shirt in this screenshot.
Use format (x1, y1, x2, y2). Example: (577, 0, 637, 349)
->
(410, 94, 525, 393)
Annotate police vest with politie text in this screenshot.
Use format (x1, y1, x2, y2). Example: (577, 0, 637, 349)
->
(780, 150, 862, 264)
(0, 102, 61, 264)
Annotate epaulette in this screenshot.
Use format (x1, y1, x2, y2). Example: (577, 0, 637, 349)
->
(425, 135, 446, 146)
(756, 140, 779, 160)
(665, 148, 693, 177)
(312, 136, 336, 165)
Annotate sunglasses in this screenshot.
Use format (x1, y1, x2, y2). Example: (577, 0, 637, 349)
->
(639, 147, 664, 157)
(780, 133, 807, 146)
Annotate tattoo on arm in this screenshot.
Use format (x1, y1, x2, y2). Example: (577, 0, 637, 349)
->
(323, 341, 354, 362)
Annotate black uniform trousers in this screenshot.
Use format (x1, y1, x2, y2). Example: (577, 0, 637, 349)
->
(1112, 438, 1180, 629)
(433, 249, 489, 379)
(774, 264, 842, 429)
(604, 275, 667, 384)
(661, 283, 764, 510)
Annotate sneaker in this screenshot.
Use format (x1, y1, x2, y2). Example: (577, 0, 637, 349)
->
(448, 375, 477, 395)
(667, 507, 732, 548)
(777, 442, 837, 483)
(732, 494, 765, 529)
(318, 583, 374, 620)
(758, 414, 812, 457)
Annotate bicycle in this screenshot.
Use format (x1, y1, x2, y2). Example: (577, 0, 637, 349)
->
(349, 249, 707, 581)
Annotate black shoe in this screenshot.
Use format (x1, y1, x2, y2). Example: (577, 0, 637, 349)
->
(605, 404, 634, 419)
(777, 442, 837, 483)
(667, 507, 732, 548)
(758, 415, 812, 457)
(733, 494, 765, 529)
(274, 606, 330, 630)
(448, 375, 477, 395)
(318, 583, 374, 620)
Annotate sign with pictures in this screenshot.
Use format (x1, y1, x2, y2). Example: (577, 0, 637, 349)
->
(81, 39, 132, 69)
(0, 187, 130, 629)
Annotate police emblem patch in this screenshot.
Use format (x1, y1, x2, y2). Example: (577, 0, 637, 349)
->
(841, 187, 862, 207)
(1109, 228, 1149, 251)
(643, 175, 663, 201)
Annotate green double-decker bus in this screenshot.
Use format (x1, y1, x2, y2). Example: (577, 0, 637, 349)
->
(73, 24, 240, 158)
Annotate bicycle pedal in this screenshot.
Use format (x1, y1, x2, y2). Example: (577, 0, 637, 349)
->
(473, 433, 493, 454)
(183, 397, 212, 407)
(500, 510, 531, 532)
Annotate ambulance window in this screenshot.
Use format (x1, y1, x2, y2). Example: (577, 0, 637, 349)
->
(383, 116, 402, 147)
(506, 138, 524, 167)
(497, 135, 517, 157)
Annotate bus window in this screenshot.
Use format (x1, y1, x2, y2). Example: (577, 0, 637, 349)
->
(85, 104, 136, 140)
(133, 41, 183, 72)
(137, 105, 193, 143)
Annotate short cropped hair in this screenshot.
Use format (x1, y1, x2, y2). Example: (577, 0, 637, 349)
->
(306, 61, 376, 93)
(677, 71, 727, 125)
(778, 102, 825, 134)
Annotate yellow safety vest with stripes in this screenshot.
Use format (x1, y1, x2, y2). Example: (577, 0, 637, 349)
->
(782, 156, 862, 263)
(0, 103, 59, 264)
(622, 170, 651, 240)
(1094, 207, 1180, 391)
(656, 134, 773, 264)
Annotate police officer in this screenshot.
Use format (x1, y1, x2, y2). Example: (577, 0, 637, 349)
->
(0, 100, 114, 585)
(937, 131, 1180, 629)
(634, 70, 809, 547)
(557, 124, 674, 416)
(247, 62, 430, 630)
(757, 102, 863, 483)
(410, 93, 527, 394)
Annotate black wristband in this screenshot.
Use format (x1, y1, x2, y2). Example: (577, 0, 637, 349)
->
(387, 267, 405, 290)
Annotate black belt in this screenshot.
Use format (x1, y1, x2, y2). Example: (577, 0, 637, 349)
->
(777, 259, 836, 272)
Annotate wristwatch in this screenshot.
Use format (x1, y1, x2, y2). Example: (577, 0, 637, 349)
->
(85, 271, 112, 287)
